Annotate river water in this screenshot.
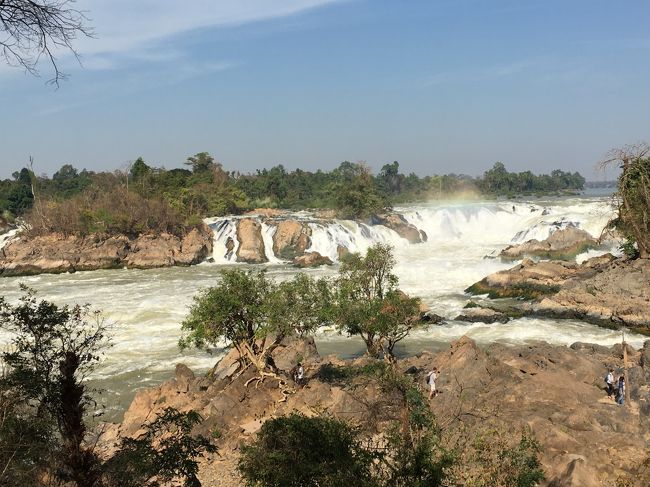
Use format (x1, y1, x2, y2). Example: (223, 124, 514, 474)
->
(0, 194, 645, 421)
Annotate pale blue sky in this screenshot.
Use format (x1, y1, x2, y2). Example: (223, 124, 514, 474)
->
(1, 0, 649, 180)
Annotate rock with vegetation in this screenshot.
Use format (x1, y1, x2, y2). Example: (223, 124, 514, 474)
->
(235, 218, 267, 263)
(271, 219, 312, 260)
(467, 253, 650, 333)
(500, 226, 599, 260)
(108, 335, 650, 487)
(455, 307, 510, 324)
(0, 225, 213, 276)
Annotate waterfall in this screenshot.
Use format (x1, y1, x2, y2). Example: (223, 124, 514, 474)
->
(202, 198, 616, 265)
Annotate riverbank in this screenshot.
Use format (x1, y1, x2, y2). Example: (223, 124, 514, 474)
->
(97, 336, 650, 486)
(0, 224, 213, 276)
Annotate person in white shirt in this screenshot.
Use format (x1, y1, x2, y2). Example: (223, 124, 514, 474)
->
(605, 369, 615, 399)
(427, 367, 439, 399)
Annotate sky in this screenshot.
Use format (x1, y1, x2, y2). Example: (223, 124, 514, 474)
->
(1, 0, 649, 180)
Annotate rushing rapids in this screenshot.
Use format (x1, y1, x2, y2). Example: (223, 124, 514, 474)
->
(0, 195, 644, 420)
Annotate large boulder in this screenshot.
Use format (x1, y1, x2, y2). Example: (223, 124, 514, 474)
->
(236, 219, 267, 263)
(125, 234, 177, 268)
(177, 225, 213, 265)
(372, 213, 426, 243)
(271, 220, 311, 260)
(293, 251, 333, 268)
(500, 226, 598, 260)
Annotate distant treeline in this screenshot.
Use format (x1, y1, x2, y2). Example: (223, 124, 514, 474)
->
(0, 155, 585, 235)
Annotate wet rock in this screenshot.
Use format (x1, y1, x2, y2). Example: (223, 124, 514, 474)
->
(372, 213, 424, 243)
(235, 219, 267, 263)
(454, 307, 509, 324)
(500, 226, 599, 260)
(271, 220, 311, 260)
(224, 236, 235, 260)
(421, 311, 445, 324)
(293, 251, 333, 268)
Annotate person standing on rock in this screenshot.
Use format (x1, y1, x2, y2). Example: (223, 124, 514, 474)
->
(605, 369, 615, 399)
(616, 375, 626, 405)
(427, 367, 439, 399)
(291, 362, 305, 388)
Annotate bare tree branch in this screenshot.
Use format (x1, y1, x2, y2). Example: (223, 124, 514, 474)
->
(0, 0, 93, 86)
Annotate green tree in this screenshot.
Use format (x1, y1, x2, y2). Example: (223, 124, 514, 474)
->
(0, 287, 214, 486)
(180, 270, 328, 374)
(328, 244, 423, 360)
(601, 144, 650, 259)
(238, 413, 380, 487)
(185, 152, 215, 174)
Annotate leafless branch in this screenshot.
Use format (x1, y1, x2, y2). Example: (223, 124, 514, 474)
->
(0, 0, 93, 86)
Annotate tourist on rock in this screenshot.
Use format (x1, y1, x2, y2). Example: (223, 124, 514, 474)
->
(427, 367, 439, 399)
(291, 362, 305, 387)
(616, 375, 626, 406)
(605, 369, 615, 399)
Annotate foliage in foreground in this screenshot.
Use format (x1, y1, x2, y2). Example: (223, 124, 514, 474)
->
(0, 287, 215, 486)
(238, 413, 380, 487)
(238, 367, 545, 487)
(601, 144, 650, 259)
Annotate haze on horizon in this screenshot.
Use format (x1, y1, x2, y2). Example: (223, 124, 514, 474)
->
(1, 0, 649, 181)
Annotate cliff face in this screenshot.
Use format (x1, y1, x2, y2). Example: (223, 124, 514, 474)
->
(0, 225, 213, 277)
(100, 337, 650, 487)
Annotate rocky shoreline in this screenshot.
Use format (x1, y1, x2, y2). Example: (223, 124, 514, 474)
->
(98, 336, 650, 486)
(0, 225, 213, 277)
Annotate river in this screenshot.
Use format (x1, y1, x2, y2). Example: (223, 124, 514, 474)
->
(0, 194, 645, 421)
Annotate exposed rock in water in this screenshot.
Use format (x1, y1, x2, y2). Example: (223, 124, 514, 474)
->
(467, 254, 650, 333)
(500, 226, 599, 260)
(103, 336, 650, 487)
(371, 213, 425, 243)
(293, 251, 333, 268)
(271, 220, 311, 260)
(224, 236, 235, 260)
(0, 225, 213, 276)
(235, 218, 267, 263)
(336, 244, 350, 261)
(455, 307, 510, 324)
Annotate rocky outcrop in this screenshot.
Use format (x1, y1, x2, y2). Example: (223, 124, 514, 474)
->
(105, 337, 650, 487)
(533, 257, 650, 332)
(372, 213, 426, 243)
(235, 219, 267, 263)
(467, 254, 650, 333)
(293, 251, 333, 268)
(500, 226, 599, 260)
(455, 307, 509, 324)
(0, 225, 213, 276)
(271, 220, 311, 260)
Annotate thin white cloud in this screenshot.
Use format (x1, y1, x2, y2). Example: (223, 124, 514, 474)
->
(75, 0, 345, 56)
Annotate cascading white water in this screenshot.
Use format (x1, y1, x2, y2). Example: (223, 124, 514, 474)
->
(0, 195, 639, 421)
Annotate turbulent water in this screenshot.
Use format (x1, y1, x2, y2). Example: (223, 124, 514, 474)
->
(0, 194, 645, 421)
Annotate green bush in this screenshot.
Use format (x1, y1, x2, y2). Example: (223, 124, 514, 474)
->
(238, 413, 380, 487)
